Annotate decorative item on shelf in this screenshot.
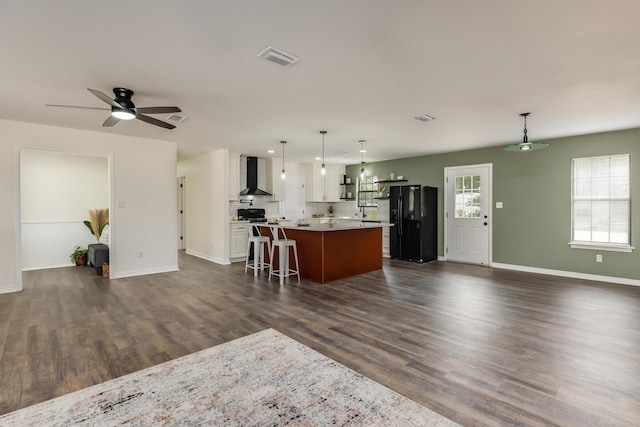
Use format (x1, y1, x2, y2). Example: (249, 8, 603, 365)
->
(347, 191, 353, 199)
(504, 112, 548, 151)
(345, 177, 351, 184)
(397, 175, 404, 180)
(389, 171, 396, 181)
(327, 205, 334, 217)
(378, 186, 386, 198)
(70, 245, 88, 266)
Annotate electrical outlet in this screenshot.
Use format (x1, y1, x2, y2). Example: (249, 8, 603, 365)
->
(596, 254, 602, 263)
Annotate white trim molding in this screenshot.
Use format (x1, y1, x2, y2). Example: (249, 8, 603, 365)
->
(492, 262, 640, 287)
(0, 283, 21, 294)
(569, 242, 634, 253)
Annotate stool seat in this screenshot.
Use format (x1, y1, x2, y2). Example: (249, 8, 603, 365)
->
(268, 226, 300, 285)
(245, 226, 271, 276)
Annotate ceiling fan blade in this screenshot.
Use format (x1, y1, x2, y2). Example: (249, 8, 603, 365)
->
(136, 106, 181, 114)
(136, 114, 176, 129)
(87, 88, 124, 109)
(102, 115, 120, 127)
(45, 104, 109, 111)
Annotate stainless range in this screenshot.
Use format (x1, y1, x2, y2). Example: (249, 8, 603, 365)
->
(237, 208, 267, 223)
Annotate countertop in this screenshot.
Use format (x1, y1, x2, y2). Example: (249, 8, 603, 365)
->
(256, 221, 392, 232)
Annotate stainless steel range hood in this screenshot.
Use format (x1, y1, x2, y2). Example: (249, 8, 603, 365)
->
(239, 156, 272, 196)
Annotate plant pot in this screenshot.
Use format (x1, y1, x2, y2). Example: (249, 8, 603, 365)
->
(75, 253, 88, 267)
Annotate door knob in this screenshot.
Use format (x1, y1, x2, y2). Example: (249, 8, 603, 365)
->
(483, 222, 488, 226)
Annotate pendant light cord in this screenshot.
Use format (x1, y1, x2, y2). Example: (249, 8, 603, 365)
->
(320, 130, 327, 174)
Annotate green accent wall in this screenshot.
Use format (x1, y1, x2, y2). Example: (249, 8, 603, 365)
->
(346, 127, 640, 281)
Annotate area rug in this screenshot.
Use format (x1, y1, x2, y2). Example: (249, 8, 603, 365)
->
(0, 328, 459, 426)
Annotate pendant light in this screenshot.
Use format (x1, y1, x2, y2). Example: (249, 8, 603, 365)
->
(320, 130, 327, 175)
(359, 140, 366, 179)
(504, 112, 549, 151)
(280, 141, 287, 180)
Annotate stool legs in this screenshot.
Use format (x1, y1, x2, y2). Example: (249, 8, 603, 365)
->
(268, 241, 299, 285)
(245, 239, 271, 276)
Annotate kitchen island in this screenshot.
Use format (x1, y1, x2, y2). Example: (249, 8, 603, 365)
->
(260, 222, 390, 284)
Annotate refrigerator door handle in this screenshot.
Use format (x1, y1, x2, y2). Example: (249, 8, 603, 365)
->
(397, 196, 402, 235)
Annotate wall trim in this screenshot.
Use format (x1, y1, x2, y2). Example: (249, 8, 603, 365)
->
(185, 250, 231, 265)
(23, 264, 72, 271)
(0, 283, 21, 294)
(492, 262, 640, 287)
(110, 264, 179, 279)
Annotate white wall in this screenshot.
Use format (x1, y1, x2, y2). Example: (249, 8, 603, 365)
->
(20, 150, 109, 269)
(178, 148, 229, 264)
(0, 119, 179, 293)
(20, 150, 109, 221)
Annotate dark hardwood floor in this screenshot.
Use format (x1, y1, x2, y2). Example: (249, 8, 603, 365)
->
(1, 252, 639, 426)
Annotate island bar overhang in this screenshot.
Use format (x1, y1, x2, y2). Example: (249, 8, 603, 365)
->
(278, 225, 383, 284)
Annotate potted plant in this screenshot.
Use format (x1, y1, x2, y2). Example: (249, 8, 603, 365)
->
(70, 246, 88, 266)
(327, 205, 335, 217)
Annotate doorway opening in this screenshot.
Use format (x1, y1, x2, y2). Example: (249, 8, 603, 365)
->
(18, 148, 113, 289)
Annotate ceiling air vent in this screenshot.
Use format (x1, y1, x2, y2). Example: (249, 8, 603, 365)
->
(415, 114, 436, 122)
(257, 46, 300, 67)
(166, 114, 186, 123)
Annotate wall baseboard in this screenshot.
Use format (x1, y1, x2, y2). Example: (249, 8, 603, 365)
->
(491, 262, 640, 287)
(0, 283, 21, 294)
(22, 263, 73, 271)
(185, 250, 230, 265)
(110, 265, 179, 280)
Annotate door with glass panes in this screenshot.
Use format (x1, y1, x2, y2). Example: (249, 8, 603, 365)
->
(445, 164, 491, 265)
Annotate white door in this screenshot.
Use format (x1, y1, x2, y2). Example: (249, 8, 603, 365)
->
(444, 164, 492, 265)
(282, 175, 305, 221)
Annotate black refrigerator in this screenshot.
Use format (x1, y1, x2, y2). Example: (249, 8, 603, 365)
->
(389, 185, 437, 263)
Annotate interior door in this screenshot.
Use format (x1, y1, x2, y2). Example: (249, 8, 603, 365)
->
(283, 175, 305, 221)
(445, 164, 491, 265)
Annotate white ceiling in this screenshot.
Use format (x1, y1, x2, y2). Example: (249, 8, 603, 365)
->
(2, 1, 639, 164)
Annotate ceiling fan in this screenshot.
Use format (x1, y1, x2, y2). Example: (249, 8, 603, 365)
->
(46, 87, 182, 129)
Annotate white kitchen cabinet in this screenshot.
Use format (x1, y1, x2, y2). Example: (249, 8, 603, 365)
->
(228, 152, 241, 201)
(230, 223, 249, 260)
(305, 164, 344, 202)
(266, 158, 285, 201)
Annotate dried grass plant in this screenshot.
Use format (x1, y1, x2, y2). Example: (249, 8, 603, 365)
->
(85, 208, 109, 241)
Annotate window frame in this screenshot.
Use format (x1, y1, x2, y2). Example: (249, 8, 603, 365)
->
(569, 153, 633, 253)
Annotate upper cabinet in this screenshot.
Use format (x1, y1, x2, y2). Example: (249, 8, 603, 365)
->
(228, 151, 240, 201)
(265, 158, 284, 201)
(305, 163, 344, 202)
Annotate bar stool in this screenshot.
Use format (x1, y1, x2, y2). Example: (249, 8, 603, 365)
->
(268, 226, 300, 285)
(245, 225, 272, 276)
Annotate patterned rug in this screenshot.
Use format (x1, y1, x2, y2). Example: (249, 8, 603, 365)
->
(0, 329, 459, 426)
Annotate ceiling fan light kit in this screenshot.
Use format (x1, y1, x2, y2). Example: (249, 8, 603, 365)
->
(504, 112, 549, 152)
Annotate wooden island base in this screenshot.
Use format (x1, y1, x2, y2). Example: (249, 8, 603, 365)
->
(282, 226, 383, 284)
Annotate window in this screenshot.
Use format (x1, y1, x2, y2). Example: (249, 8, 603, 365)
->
(454, 175, 481, 218)
(571, 154, 632, 252)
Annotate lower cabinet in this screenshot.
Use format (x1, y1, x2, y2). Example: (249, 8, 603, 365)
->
(230, 223, 249, 260)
